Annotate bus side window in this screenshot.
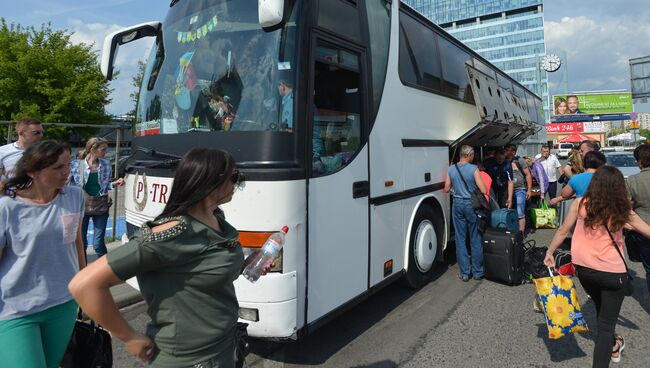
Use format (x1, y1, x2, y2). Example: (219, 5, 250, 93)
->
(312, 53, 363, 176)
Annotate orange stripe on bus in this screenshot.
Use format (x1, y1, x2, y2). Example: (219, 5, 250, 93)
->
(238, 232, 274, 248)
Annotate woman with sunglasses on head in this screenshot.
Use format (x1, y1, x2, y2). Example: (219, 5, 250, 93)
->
(69, 137, 125, 258)
(69, 148, 267, 367)
(544, 166, 650, 367)
(0, 141, 86, 368)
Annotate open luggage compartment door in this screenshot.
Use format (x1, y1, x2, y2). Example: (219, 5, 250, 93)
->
(450, 64, 541, 154)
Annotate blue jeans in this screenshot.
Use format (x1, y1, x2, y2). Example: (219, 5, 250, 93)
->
(81, 212, 109, 257)
(514, 188, 527, 219)
(452, 198, 483, 277)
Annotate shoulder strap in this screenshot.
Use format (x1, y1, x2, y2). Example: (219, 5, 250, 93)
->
(604, 224, 632, 278)
(454, 164, 471, 192)
(513, 157, 523, 173)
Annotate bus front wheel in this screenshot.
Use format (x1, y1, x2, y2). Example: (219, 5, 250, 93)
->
(403, 205, 441, 289)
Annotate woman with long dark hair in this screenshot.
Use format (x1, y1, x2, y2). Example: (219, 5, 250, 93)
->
(0, 141, 85, 367)
(545, 166, 650, 367)
(69, 148, 264, 367)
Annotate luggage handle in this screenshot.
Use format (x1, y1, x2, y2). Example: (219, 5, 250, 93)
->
(547, 266, 558, 285)
(539, 200, 549, 210)
(523, 239, 536, 253)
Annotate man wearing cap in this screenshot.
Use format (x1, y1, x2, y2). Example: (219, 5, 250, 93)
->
(0, 117, 44, 180)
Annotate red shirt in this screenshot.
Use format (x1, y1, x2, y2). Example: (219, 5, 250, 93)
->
(479, 171, 492, 201)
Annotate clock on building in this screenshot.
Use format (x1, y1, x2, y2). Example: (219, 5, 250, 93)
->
(541, 54, 562, 72)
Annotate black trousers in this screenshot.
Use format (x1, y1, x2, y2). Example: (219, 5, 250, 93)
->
(547, 181, 558, 199)
(575, 265, 628, 368)
(628, 231, 650, 294)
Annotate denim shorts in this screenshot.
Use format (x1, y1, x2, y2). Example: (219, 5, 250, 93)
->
(514, 189, 526, 219)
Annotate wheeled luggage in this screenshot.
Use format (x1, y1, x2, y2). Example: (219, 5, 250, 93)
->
(490, 208, 518, 232)
(482, 227, 524, 285)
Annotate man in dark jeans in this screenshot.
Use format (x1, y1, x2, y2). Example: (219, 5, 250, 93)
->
(444, 145, 488, 282)
(627, 144, 650, 294)
(504, 143, 533, 234)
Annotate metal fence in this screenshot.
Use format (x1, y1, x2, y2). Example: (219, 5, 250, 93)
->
(1, 120, 130, 241)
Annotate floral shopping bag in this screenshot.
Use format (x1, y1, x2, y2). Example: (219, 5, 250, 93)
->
(533, 268, 588, 339)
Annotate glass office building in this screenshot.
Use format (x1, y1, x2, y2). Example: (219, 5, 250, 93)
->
(405, 0, 549, 122)
(630, 56, 650, 114)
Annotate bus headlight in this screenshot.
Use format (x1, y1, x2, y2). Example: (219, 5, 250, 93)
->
(238, 307, 259, 322)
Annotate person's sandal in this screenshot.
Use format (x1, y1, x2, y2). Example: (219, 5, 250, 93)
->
(611, 335, 625, 363)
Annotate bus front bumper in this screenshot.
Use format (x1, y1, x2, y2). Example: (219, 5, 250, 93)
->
(235, 271, 298, 339)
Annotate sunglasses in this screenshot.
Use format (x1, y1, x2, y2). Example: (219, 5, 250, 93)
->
(231, 170, 245, 188)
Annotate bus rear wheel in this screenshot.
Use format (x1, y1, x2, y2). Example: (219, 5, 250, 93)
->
(402, 205, 441, 289)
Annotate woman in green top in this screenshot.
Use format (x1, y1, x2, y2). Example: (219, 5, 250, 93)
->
(69, 137, 125, 258)
(69, 148, 259, 367)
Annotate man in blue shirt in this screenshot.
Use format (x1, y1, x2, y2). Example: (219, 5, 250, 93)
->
(278, 79, 294, 131)
(483, 148, 514, 209)
(444, 145, 488, 282)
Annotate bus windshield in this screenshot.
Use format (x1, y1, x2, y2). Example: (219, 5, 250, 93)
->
(135, 0, 300, 136)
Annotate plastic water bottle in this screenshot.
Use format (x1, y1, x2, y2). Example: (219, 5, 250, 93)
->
(243, 226, 289, 282)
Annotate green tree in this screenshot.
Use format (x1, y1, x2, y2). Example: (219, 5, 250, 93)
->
(640, 128, 650, 142)
(0, 19, 111, 141)
(128, 60, 146, 118)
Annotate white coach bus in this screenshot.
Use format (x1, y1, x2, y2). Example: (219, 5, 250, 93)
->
(102, 0, 543, 339)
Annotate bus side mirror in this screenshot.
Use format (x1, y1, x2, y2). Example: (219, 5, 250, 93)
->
(101, 21, 162, 80)
(259, 0, 287, 28)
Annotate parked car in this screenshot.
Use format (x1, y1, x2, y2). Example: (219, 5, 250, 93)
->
(604, 152, 640, 178)
(554, 143, 574, 159)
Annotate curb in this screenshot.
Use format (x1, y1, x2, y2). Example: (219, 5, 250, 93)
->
(87, 240, 143, 309)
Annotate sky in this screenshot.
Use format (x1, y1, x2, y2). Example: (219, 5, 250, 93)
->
(2, 0, 650, 116)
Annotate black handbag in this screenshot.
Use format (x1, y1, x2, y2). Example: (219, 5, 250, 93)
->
(475, 208, 489, 234)
(454, 164, 489, 211)
(235, 322, 250, 368)
(605, 226, 634, 297)
(84, 193, 112, 216)
(61, 310, 113, 368)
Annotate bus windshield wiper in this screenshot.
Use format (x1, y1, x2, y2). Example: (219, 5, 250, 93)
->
(170, 0, 181, 7)
(122, 146, 183, 170)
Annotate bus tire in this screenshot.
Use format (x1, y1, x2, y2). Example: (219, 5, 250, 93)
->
(402, 204, 441, 289)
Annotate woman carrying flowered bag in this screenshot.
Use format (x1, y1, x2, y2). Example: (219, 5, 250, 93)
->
(544, 166, 650, 367)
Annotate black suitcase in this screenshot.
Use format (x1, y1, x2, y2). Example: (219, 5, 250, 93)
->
(482, 228, 524, 285)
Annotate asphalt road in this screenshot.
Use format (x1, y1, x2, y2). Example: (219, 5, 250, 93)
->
(111, 228, 650, 368)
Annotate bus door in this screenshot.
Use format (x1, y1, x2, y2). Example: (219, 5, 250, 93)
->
(306, 39, 369, 323)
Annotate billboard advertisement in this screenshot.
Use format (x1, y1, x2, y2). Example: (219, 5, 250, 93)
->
(551, 92, 633, 116)
(546, 122, 605, 133)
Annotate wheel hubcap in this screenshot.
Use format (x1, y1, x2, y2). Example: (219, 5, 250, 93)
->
(414, 219, 437, 272)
